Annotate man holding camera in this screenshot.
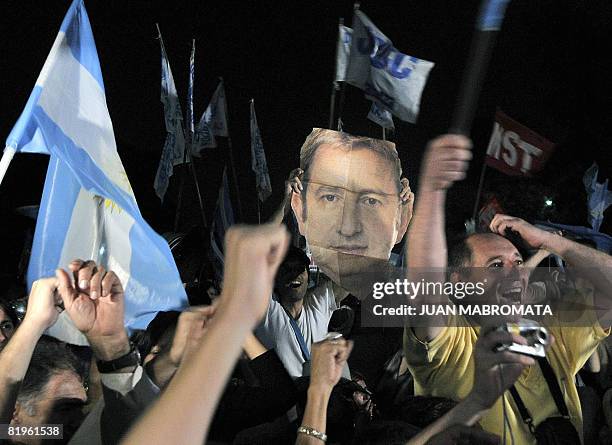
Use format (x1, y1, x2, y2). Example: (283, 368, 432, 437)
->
(403, 134, 611, 443)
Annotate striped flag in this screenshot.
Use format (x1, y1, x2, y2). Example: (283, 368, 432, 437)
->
(154, 26, 187, 201)
(210, 167, 235, 279)
(250, 99, 272, 202)
(5, 0, 187, 344)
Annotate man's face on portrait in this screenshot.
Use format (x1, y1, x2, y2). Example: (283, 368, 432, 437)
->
(291, 142, 411, 282)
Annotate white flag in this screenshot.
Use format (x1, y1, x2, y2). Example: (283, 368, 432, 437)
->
(335, 25, 353, 82)
(346, 10, 434, 123)
(193, 79, 229, 154)
(367, 101, 394, 130)
(154, 29, 187, 201)
(250, 100, 272, 203)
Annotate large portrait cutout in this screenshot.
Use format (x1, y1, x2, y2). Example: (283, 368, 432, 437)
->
(291, 129, 413, 289)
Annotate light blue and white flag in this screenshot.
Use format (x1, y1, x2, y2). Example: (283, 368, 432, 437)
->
(335, 24, 353, 82)
(5, 0, 188, 344)
(192, 79, 229, 154)
(250, 99, 272, 203)
(583, 163, 612, 232)
(153, 26, 187, 201)
(345, 10, 434, 123)
(367, 101, 395, 130)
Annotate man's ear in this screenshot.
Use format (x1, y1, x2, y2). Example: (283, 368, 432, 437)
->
(12, 402, 23, 425)
(450, 271, 462, 283)
(291, 191, 306, 236)
(394, 194, 414, 245)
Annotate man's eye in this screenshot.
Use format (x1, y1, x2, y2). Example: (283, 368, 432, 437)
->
(362, 197, 381, 207)
(322, 194, 338, 202)
(516, 259, 524, 266)
(488, 261, 504, 268)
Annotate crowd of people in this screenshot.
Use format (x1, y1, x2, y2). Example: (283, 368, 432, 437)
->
(0, 130, 611, 444)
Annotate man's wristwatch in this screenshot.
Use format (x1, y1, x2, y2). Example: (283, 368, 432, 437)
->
(96, 342, 141, 373)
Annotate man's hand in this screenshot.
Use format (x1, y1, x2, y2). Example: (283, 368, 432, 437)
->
(218, 224, 289, 326)
(467, 328, 534, 410)
(169, 306, 216, 366)
(285, 168, 303, 196)
(309, 336, 353, 392)
(419, 135, 472, 192)
(56, 260, 129, 361)
(489, 214, 554, 251)
(400, 178, 414, 205)
(21, 278, 62, 335)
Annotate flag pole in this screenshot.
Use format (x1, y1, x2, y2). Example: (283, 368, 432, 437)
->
(449, 0, 510, 135)
(328, 17, 344, 129)
(0, 147, 16, 186)
(336, 3, 360, 131)
(220, 78, 244, 221)
(471, 162, 488, 221)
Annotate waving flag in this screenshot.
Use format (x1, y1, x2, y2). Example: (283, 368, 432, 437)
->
(367, 101, 395, 130)
(5, 0, 187, 344)
(345, 10, 434, 123)
(335, 24, 353, 82)
(250, 99, 272, 202)
(153, 26, 187, 201)
(583, 163, 612, 232)
(193, 79, 229, 154)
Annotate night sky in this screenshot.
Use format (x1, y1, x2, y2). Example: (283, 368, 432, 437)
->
(1, 0, 611, 280)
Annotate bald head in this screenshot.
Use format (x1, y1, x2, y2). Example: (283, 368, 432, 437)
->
(449, 233, 523, 268)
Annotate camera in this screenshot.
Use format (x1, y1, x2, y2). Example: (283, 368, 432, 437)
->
(495, 319, 550, 358)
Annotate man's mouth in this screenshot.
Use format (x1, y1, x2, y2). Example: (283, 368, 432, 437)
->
(498, 280, 523, 304)
(330, 245, 368, 255)
(287, 279, 303, 289)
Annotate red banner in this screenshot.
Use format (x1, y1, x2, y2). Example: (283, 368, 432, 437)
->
(485, 111, 556, 176)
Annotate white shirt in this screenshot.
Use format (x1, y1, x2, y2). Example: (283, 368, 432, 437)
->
(255, 278, 337, 378)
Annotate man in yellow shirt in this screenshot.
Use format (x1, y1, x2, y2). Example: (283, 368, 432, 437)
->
(403, 134, 611, 443)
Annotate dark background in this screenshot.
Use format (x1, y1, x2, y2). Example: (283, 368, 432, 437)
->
(1, 0, 611, 281)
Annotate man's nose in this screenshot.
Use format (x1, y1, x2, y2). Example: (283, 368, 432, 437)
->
(337, 197, 362, 237)
(0, 331, 6, 343)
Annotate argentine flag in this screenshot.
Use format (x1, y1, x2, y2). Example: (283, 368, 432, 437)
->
(4, 0, 187, 344)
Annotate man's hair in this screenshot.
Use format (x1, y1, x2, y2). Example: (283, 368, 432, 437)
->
(297, 129, 403, 221)
(299, 128, 402, 188)
(448, 234, 474, 268)
(18, 336, 84, 416)
(0, 299, 19, 326)
(132, 311, 180, 358)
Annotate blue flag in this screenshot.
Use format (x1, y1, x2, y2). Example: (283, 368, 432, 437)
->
(154, 26, 187, 201)
(5, 0, 187, 344)
(583, 163, 612, 232)
(250, 99, 272, 202)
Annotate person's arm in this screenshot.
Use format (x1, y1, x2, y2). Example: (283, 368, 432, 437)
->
(270, 168, 303, 225)
(296, 336, 353, 445)
(121, 223, 289, 445)
(490, 215, 612, 327)
(0, 278, 61, 422)
(407, 328, 534, 445)
(406, 135, 472, 342)
(243, 332, 268, 360)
